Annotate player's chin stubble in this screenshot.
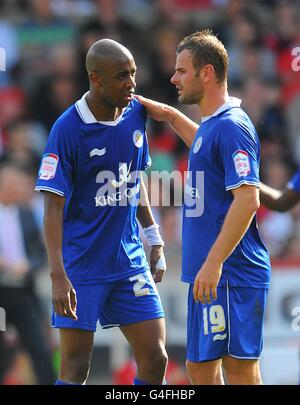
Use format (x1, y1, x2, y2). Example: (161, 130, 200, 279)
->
(179, 90, 201, 105)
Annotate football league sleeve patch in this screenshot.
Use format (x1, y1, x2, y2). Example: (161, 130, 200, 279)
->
(232, 150, 251, 178)
(38, 153, 59, 180)
(218, 119, 260, 191)
(35, 123, 74, 196)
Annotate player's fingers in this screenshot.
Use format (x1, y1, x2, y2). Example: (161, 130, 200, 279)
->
(203, 284, 212, 305)
(154, 269, 164, 283)
(135, 94, 148, 105)
(70, 289, 77, 313)
(211, 284, 218, 302)
(56, 293, 75, 319)
(52, 300, 60, 316)
(193, 279, 200, 302)
(66, 293, 78, 320)
(197, 282, 207, 304)
(55, 298, 67, 317)
(150, 261, 157, 279)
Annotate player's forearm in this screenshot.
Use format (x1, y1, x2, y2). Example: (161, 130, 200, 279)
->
(166, 106, 199, 148)
(137, 175, 156, 228)
(43, 194, 66, 276)
(206, 193, 259, 265)
(259, 182, 284, 210)
(259, 182, 298, 212)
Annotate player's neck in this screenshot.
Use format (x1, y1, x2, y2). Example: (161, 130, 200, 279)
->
(198, 84, 229, 118)
(86, 92, 123, 122)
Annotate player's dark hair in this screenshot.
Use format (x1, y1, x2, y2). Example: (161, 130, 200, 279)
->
(177, 30, 228, 83)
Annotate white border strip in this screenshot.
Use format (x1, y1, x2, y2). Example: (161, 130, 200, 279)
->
(226, 180, 260, 191)
(35, 186, 64, 196)
(226, 278, 231, 355)
(228, 354, 260, 360)
(101, 323, 120, 329)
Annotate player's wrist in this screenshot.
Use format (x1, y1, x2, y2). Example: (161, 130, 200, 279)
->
(50, 267, 68, 280)
(206, 254, 223, 267)
(143, 223, 164, 247)
(165, 106, 178, 126)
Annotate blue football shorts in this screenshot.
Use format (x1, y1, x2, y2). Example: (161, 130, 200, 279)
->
(187, 279, 268, 362)
(52, 270, 165, 331)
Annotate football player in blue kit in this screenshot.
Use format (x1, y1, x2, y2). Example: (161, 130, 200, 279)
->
(260, 169, 300, 211)
(35, 39, 168, 385)
(138, 30, 271, 384)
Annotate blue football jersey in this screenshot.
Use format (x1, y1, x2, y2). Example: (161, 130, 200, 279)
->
(182, 98, 271, 288)
(287, 169, 300, 193)
(35, 94, 151, 283)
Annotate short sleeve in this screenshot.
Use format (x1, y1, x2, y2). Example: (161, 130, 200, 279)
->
(287, 170, 300, 193)
(35, 121, 76, 197)
(217, 118, 260, 191)
(132, 98, 151, 170)
(142, 132, 152, 170)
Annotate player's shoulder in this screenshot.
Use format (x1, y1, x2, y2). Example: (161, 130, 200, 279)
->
(215, 107, 257, 140)
(50, 104, 80, 137)
(126, 97, 147, 119)
(216, 106, 250, 126)
(129, 97, 144, 110)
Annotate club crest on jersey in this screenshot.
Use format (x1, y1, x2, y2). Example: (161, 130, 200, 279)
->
(232, 150, 251, 177)
(133, 130, 143, 148)
(193, 137, 203, 154)
(38, 153, 59, 180)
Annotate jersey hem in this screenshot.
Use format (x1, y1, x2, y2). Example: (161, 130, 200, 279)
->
(181, 275, 270, 289)
(102, 313, 165, 329)
(51, 321, 96, 332)
(69, 265, 150, 285)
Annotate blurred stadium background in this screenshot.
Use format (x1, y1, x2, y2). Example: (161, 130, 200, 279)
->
(0, 0, 300, 385)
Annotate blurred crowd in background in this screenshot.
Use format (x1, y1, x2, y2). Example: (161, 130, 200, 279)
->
(0, 0, 300, 384)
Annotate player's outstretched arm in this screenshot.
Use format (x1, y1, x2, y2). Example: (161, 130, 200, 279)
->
(260, 182, 300, 212)
(44, 192, 77, 320)
(136, 95, 199, 148)
(137, 175, 166, 283)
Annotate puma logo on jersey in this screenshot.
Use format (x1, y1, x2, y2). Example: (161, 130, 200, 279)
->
(90, 148, 106, 157)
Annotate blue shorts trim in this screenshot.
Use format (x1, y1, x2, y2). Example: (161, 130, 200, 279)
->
(52, 270, 164, 332)
(186, 279, 268, 362)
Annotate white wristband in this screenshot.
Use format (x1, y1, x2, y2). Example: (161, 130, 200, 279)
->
(143, 224, 164, 247)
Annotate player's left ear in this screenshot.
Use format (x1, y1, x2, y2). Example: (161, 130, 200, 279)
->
(200, 64, 215, 83)
(89, 71, 102, 87)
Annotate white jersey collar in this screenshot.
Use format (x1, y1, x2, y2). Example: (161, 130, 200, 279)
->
(75, 92, 125, 126)
(201, 97, 242, 123)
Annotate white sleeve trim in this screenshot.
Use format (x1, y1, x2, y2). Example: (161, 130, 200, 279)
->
(226, 180, 260, 191)
(34, 186, 65, 196)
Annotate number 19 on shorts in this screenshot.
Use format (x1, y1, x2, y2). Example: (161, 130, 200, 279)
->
(203, 305, 227, 341)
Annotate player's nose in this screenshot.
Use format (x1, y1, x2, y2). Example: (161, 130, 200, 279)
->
(127, 75, 136, 89)
(170, 72, 178, 85)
